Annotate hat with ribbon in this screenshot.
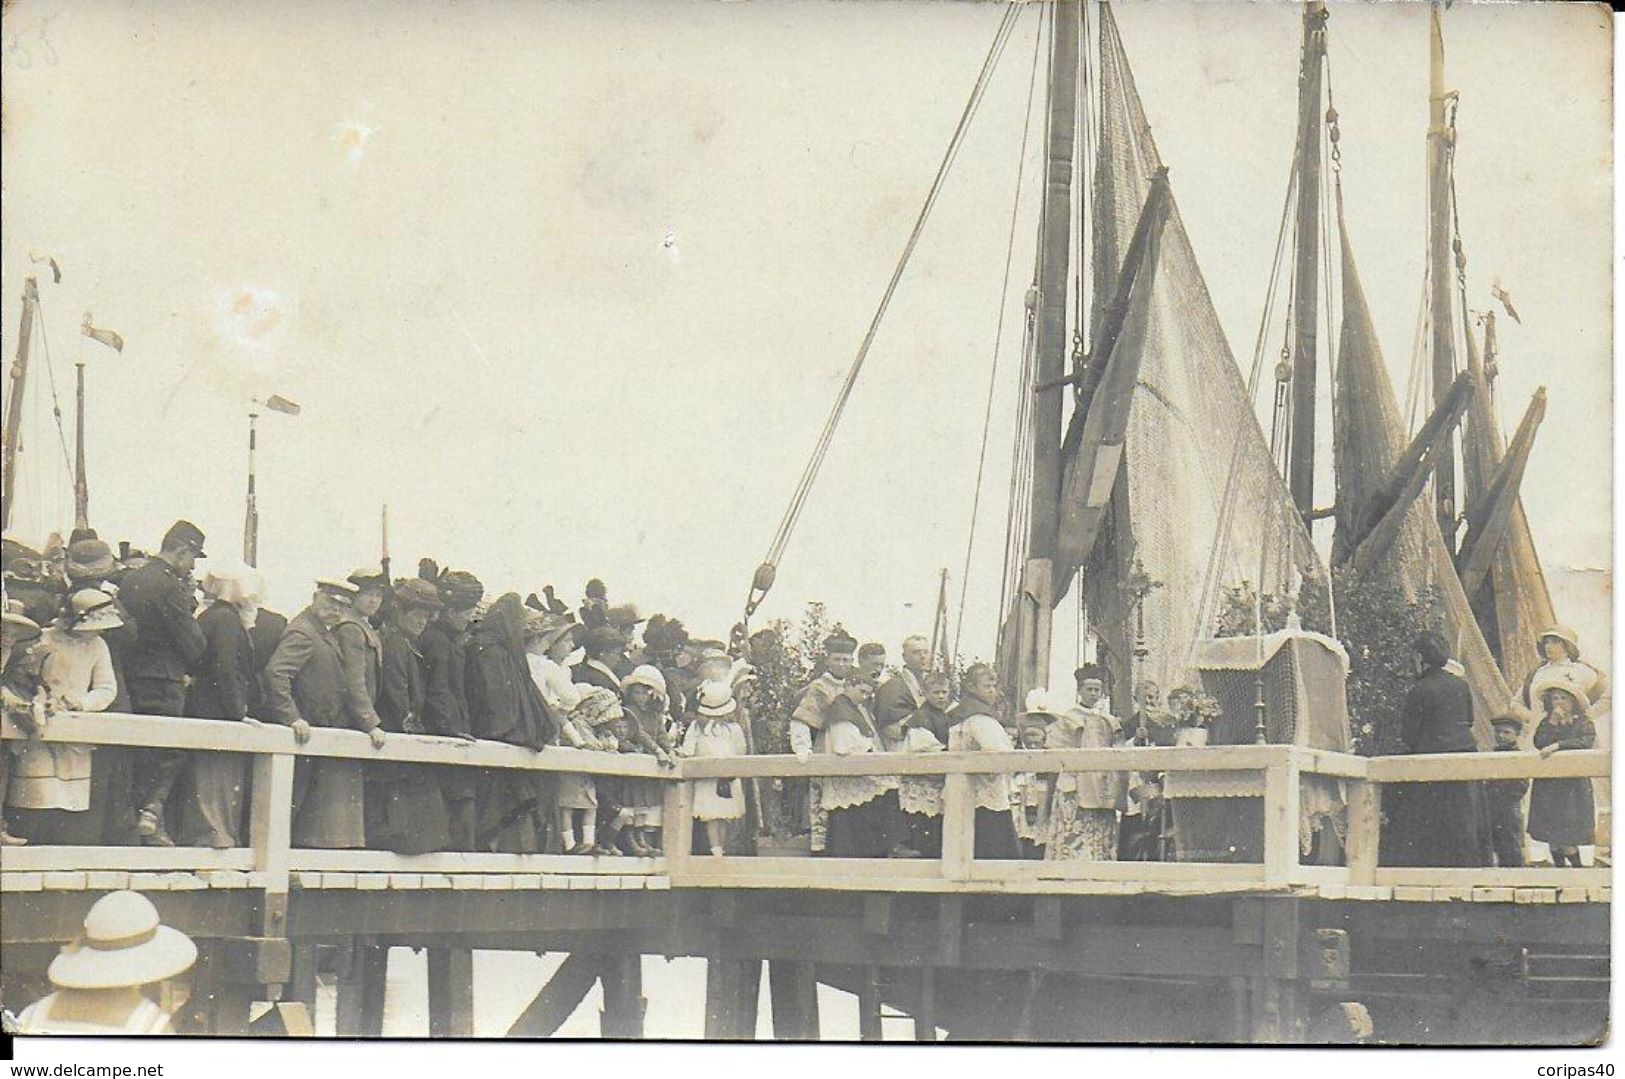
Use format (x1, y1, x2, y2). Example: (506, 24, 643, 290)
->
(525, 612, 579, 653)
(69, 588, 123, 632)
(347, 566, 389, 592)
(47, 890, 198, 990)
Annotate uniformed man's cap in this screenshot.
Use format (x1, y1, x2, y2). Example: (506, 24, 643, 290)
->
(161, 520, 207, 557)
(315, 578, 358, 605)
(347, 566, 389, 592)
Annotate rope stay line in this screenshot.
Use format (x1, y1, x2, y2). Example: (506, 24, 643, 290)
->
(953, 7, 1047, 664)
(742, 2, 1025, 623)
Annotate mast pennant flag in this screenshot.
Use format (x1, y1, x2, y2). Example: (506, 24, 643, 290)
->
(265, 394, 301, 416)
(80, 314, 124, 353)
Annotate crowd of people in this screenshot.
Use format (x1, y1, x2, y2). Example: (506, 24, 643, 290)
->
(0, 522, 1605, 869)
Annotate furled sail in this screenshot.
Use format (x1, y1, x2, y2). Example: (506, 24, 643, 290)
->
(1330, 199, 1513, 738)
(1459, 316, 1557, 689)
(1075, 4, 1324, 706)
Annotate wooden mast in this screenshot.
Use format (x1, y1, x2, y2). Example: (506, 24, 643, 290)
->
(244, 406, 259, 566)
(1, 277, 39, 533)
(73, 360, 89, 532)
(1287, 2, 1328, 521)
(1014, 0, 1081, 705)
(1427, 3, 1459, 554)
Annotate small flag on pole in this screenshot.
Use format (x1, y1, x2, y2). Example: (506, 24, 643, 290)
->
(264, 394, 301, 416)
(81, 313, 123, 353)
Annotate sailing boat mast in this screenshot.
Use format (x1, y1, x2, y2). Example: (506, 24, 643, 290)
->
(1, 277, 39, 533)
(1427, 3, 1459, 554)
(1287, 2, 1328, 521)
(73, 360, 89, 531)
(1015, 0, 1081, 702)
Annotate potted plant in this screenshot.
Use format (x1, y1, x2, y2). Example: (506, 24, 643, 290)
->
(1174, 692, 1221, 747)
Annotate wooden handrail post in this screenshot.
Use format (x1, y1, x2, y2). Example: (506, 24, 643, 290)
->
(940, 773, 973, 881)
(1262, 759, 1301, 885)
(663, 775, 694, 877)
(1344, 779, 1381, 885)
(249, 753, 296, 895)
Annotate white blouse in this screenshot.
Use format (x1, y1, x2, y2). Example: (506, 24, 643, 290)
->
(949, 712, 1014, 812)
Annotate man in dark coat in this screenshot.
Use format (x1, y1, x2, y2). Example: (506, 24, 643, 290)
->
(117, 521, 208, 846)
(874, 634, 930, 732)
(263, 581, 385, 849)
(1381, 632, 1487, 868)
(419, 570, 483, 847)
(247, 608, 288, 719)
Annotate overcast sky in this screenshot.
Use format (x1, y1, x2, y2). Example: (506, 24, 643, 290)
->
(0, 0, 1611, 669)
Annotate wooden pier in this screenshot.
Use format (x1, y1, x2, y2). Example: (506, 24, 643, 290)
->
(1, 713, 1609, 1043)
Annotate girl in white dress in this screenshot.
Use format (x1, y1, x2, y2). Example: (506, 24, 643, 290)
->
(678, 679, 748, 855)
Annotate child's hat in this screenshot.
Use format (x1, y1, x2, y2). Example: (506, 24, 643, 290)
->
(570, 685, 624, 727)
(696, 679, 737, 718)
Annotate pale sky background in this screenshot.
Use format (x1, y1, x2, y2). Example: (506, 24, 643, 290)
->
(0, 0, 1612, 674)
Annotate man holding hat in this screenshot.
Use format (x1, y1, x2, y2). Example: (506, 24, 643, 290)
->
(118, 520, 209, 846)
(263, 580, 385, 849)
(421, 569, 484, 848)
(15, 889, 197, 1034)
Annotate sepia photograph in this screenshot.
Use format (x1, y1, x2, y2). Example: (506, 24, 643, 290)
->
(0, 0, 1613, 1056)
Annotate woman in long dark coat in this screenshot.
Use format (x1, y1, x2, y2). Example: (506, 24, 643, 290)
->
(466, 593, 559, 852)
(175, 567, 262, 848)
(1384, 632, 1486, 868)
(1529, 686, 1597, 867)
(367, 580, 452, 855)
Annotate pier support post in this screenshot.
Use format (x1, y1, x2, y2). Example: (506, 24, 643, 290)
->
(767, 959, 820, 1040)
(913, 967, 937, 1042)
(599, 952, 646, 1039)
(704, 957, 761, 1039)
(427, 946, 475, 1038)
(336, 943, 388, 1037)
(856, 965, 883, 1042)
(506, 952, 602, 1038)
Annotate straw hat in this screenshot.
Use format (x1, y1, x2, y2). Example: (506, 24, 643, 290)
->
(526, 613, 579, 654)
(2, 608, 42, 643)
(696, 679, 737, 718)
(69, 589, 123, 632)
(47, 891, 198, 990)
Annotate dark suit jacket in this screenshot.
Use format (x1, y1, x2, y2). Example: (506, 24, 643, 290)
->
(419, 617, 472, 738)
(118, 559, 206, 683)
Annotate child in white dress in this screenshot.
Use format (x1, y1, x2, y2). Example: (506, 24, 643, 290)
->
(678, 679, 748, 856)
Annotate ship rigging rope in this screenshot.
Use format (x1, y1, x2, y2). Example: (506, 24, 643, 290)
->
(747, 2, 1024, 607)
(953, 6, 1046, 663)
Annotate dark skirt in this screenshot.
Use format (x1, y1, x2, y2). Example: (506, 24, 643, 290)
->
(973, 806, 1020, 861)
(827, 790, 903, 858)
(365, 765, 452, 855)
(477, 770, 552, 853)
(175, 753, 247, 848)
(903, 812, 942, 858)
(291, 758, 366, 849)
(1529, 777, 1595, 848)
(1381, 780, 1487, 867)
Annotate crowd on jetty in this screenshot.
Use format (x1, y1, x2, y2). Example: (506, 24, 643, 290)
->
(0, 519, 1606, 869)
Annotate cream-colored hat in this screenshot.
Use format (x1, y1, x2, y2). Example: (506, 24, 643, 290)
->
(69, 589, 122, 632)
(47, 891, 197, 990)
(696, 679, 737, 718)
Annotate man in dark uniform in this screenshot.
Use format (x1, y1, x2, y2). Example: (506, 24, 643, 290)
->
(118, 521, 208, 846)
(419, 569, 483, 848)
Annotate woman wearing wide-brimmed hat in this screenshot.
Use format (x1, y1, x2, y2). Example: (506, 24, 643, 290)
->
(1522, 626, 1610, 715)
(1529, 686, 1598, 867)
(1, 604, 47, 846)
(175, 564, 265, 849)
(15, 890, 197, 1034)
(8, 589, 121, 845)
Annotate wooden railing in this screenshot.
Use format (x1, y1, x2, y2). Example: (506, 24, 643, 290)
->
(0, 713, 1610, 898)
